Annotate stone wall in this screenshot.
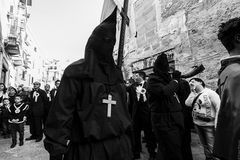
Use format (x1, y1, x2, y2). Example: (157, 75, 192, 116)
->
(124, 0, 240, 89)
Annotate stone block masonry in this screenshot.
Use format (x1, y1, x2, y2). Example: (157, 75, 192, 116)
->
(124, 0, 240, 90)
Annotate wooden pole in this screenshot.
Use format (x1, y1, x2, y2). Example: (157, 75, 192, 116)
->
(117, 0, 129, 68)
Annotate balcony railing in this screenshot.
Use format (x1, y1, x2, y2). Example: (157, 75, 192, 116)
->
(12, 56, 23, 67)
(4, 35, 20, 56)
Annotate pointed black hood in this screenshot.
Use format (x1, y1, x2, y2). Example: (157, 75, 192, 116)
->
(64, 8, 123, 84)
(85, 8, 117, 65)
(152, 53, 171, 82)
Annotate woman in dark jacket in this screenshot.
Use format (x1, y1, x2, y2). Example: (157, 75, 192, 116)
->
(147, 53, 184, 160)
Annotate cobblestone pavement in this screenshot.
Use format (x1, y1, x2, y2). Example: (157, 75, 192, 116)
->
(0, 126, 204, 160)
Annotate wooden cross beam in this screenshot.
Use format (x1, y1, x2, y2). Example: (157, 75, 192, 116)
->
(117, 0, 129, 68)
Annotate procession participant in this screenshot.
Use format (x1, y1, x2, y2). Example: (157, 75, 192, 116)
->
(50, 80, 60, 102)
(8, 95, 28, 148)
(173, 70, 194, 160)
(147, 53, 184, 160)
(213, 17, 240, 160)
(44, 9, 132, 160)
(26, 81, 48, 142)
(44, 84, 52, 125)
(128, 71, 156, 160)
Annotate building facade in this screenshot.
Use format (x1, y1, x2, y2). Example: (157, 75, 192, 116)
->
(0, 0, 43, 88)
(42, 59, 64, 87)
(122, 0, 240, 89)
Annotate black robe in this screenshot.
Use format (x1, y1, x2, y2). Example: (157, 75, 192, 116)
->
(147, 72, 184, 160)
(29, 89, 48, 117)
(44, 8, 132, 160)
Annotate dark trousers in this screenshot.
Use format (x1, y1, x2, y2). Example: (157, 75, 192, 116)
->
(30, 116, 43, 138)
(153, 124, 183, 160)
(133, 112, 156, 158)
(0, 118, 2, 133)
(182, 128, 193, 160)
(2, 119, 10, 136)
(10, 123, 24, 144)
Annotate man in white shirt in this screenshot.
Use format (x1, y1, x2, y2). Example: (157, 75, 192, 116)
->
(185, 78, 220, 160)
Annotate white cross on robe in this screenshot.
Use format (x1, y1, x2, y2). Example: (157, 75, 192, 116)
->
(102, 94, 117, 118)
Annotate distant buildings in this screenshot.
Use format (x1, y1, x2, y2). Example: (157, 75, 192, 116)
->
(0, 0, 64, 88)
(0, 0, 33, 87)
(42, 59, 65, 87)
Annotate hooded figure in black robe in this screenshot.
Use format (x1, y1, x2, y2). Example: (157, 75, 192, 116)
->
(147, 53, 184, 160)
(44, 8, 132, 160)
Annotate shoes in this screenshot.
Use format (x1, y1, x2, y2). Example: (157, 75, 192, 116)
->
(10, 143, 16, 148)
(25, 136, 36, 141)
(19, 141, 24, 146)
(35, 137, 42, 142)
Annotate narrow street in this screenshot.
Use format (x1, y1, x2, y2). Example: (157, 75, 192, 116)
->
(0, 126, 204, 160)
(0, 126, 48, 160)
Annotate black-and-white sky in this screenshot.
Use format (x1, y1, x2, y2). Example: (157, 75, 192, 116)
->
(28, 0, 104, 62)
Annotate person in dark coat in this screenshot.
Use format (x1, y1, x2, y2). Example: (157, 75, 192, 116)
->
(50, 80, 60, 102)
(44, 9, 132, 160)
(147, 53, 184, 160)
(26, 81, 48, 142)
(128, 71, 156, 160)
(172, 70, 194, 160)
(213, 17, 240, 160)
(44, 84, 52, 126)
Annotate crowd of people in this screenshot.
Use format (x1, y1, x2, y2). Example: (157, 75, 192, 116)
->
(125, 60, 221, 160)
(43, 15, 240, 160)
(0, 11, 239, 160)
(0, 80, 60, 148)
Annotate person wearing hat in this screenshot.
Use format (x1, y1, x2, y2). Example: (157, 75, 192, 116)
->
(147, 53, 184, 160)
(26, 81, 48, 142)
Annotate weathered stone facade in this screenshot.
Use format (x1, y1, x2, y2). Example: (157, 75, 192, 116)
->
(123, 0, 240, 89)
